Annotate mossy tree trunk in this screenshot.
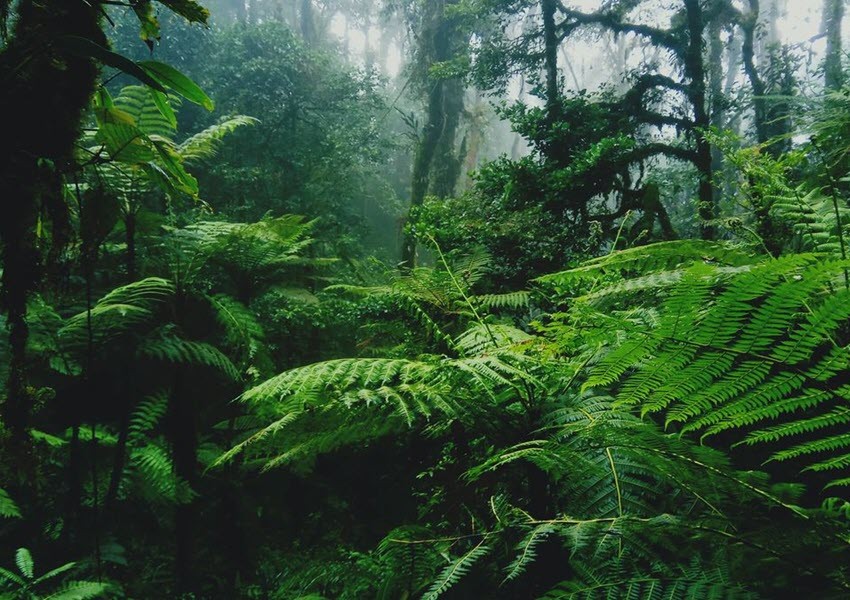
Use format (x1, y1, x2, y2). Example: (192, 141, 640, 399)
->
(0, 0, 104, 440)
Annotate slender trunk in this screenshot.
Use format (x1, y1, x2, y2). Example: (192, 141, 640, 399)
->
(684, 0, 714, 239)
(709, 17, 725, 208)
(542, 0, 560, 117)
(429, 78, 465, 198)
(171, 367, 197, 595)
(300, 0, 316, 44)
(824, 0, 845, 90)
(104, 363, 132, 511)
(125, 211, 137, 281)
(401, 0, 461, 268)
(742, 0, 769, 145)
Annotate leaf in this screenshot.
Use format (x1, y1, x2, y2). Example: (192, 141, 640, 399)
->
(56, 36, 166, 93)
(15, 548, 33, 579)
(138, 61, 214, 110)
(133, 0, 160, 46)
(150, 88, 177, 129)
(0, 488, 20, 519)
(156, 0, 210, 24)
(42, 580, 109, 600)
(422, 541, 490, 600)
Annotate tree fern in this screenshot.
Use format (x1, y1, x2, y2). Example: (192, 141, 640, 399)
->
(422, 540, 491, 600)
(178, 115, 258, 164)
(139, 334, 241, 381)
(566, 244, 850, 491)
(0, 488, 20, 519)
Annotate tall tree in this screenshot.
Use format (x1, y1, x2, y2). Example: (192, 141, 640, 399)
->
(823, 0, 845, 90)
(401, 0, 466, 268)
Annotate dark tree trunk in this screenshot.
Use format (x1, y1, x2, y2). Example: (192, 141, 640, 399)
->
(542, 0, 560, 117)
(125, 211, 137, 281)
(170, 368, 198, 595)
(429, 78, 465, 199)
(683, 0, 715, 240)
(400, 0, 463, 269)
(742, 0, 770, 146)
(0, 0, 104, 439)
(709, 14, 725, 207)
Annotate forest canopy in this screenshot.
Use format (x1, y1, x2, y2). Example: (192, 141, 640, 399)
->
(3, 0, 850, 598)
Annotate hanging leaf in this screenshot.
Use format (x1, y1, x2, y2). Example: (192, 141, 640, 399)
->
(56, 36, 166, 93)
(133, 0, 160, 48)
(138, 61, 214, 111)
(150, 88, 177, 129)
(156, 0, 210, 24)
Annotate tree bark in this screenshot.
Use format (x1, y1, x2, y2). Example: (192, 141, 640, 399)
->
(823, 0, 845, 90)
(400, 0, 463, 269)
(683, 0, 715, 240)
(0, 0, 104, 439)
(542, 0, 560, 117)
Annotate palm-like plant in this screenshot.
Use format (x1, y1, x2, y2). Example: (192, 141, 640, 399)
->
(77, 84, 257, 279)
(0, 548, 107, 600)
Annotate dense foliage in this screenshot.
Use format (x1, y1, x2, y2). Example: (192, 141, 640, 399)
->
(4, 0, 850, 598)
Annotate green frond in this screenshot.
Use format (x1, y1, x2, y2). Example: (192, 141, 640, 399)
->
(537, 240, 758, 297)
(15, 548, 33, 580)
(178, 115, 258, 164)
(422, 540, 490, 600)
(0, 488, 20, 519)
(130, 442, 195, 504)
(114, 85, 180, 137)
(128, 392, 168, 444)
(140, 336, 241, 380)
(541, 575, 754, 599)
(577, 245, 850, 487)
(472, 290, 531, 311)
(58, 278, 175, 353)
(455, 323, 533, 355)
(502, 523, 557, 582)
(41, 580, 109, 600)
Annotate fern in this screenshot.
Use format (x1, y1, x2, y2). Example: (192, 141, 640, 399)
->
(0, 488, 20, 519)
(178, 115, 258, 164)
(139, 334, 240, 381)
(15, 549, 33, 580)
(58, 278, 175, 352)
(113, 85, 179, 137)
(422, 540, 491, 600)
(537, 240, 758, 297)
(567, 243, 850, 490)
(542, 575, 754, 599)
(41, 580, 108, 600)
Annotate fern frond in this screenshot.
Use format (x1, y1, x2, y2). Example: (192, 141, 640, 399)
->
(178, 115, 258, 164)
(15, 548, 33, 579)
(140, 336, 240, 380)
(0, 488, 20, 519)
(41, 580, 109, 600)
(422, 540, 490, 600)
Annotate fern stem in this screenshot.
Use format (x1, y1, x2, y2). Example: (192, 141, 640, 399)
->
(812, 138, 849, 289)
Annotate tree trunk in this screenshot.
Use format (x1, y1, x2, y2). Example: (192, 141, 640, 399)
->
(0, 0, 104, 439)
(683, 0, 714, 240)
(400, 0, 463, 269)
(542, 0, 560, 117)
(170, 368, 198, 595)
(709, 14, 725, 208)
(300, 0, 317, 45)
(824, 0, 845, 90)
(125, 211, 137, 281)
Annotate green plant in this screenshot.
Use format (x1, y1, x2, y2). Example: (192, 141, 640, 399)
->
(0, 548, 107, 600)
